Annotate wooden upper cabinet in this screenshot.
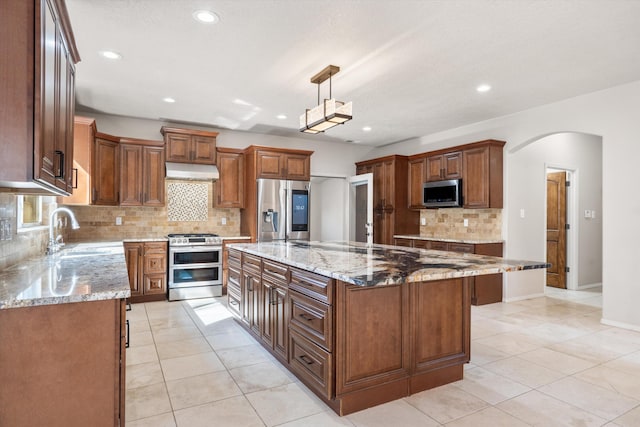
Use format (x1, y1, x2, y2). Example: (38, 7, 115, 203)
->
(215, 148, 244, 208)
(0, 0, 79, 196)
(119, 138, 165, 207)
(408, 156, 426, 209)
(255, 149, 311, 180)
(58, 117, 96, 205)
(462, 141, 504, 208)
(161, 127, 217, 165)
(92, 132, 120, 205)
(426, 151, 461, 182)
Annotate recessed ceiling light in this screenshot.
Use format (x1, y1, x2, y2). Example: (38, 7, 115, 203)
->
(476, 84, 491, 93)
(163, 97, 176, 103)
(276, 114, 287, 120)
(193, 10, 219, 24)
(362, 126, 372, 132)
(100, 50, 121, 60)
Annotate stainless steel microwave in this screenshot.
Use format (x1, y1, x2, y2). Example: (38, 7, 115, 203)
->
(423, 179, 463, 208)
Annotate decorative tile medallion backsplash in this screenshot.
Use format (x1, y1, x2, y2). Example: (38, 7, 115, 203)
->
(167, 182, 208, 221)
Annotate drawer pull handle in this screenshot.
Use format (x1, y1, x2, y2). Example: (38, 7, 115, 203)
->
(299, 355, 314, 365)
(299, 313, 314, 321)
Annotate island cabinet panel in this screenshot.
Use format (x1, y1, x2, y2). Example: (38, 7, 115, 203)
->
(223, 240, 247, 295)
(290, 330, 333, 399)
(260, 259, 290, 362)
(241, 253, 262, 335)
(289, 290, 333, 352)
(412, 279, 470, 372)
(335, 283, 410, 397)
(0, 299, 126, 426)
(226, 248, 242, 316)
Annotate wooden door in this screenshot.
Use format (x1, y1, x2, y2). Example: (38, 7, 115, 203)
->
(143, 145, 165, 206)
(123, 242, 143, 297)
(443, 151, 462, 179)
(165, 133, 191, 163)
(119, 143, 143, 206)
(408, 157, 425, 209)
(192, 135, 216, 164)
(256, 151, 285, 178)
(93, 135, 119, 205)
(425, 155, 444, 181)
(546, 171, 567, 288)
(463, 146, 490, 208)
(273, 284, 288, 361)
(215, 150, 244, 208)
(284, 153, 310, 180)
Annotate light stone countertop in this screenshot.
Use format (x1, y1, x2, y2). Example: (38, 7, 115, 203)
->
(393, 234, 504, 245)
(122, 237, 168, 243)
(229, 241, 547, 287)
(0, 242, 130, 310)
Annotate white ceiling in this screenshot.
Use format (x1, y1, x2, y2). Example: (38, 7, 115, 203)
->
(66, 0, 640, 147)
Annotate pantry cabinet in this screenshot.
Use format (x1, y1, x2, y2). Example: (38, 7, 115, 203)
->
(355, 155, 419, 245)
(161, 127, 218, 165)
(0, 0, 80, 195)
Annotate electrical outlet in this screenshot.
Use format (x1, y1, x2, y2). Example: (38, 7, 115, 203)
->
(591, 210, 596, 219)
(420, 217, 426, 226)
(221, 217, 227, 225)
(520, 209, 525, 218)
(115, 216, 122, 225)
(463, 219, 469, 227)
(584, 210, 591, 219)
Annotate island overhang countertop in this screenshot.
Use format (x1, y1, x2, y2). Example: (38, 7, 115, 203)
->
(228, 240, 549, 287)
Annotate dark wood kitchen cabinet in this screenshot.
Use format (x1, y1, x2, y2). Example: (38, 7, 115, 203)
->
(0, 0, 80, 195)
(92, 132, 120, 205)
(227, 248, 242, 316)
(463, 140, 505, 208)
(241, 252, 262, 335)
(406, 140, 505, 210)
(261, 259, 290, 362)
(255, 148, 311, 180)
(393, 237, 504, 305)
(222, 238, 249, 295)
(161, 127, 218, 165)
(119, 138, 165, 207)
(355, 155, 419, 245)
(124, 241, 168, 303)
(425, 151, 462, 182)
(58, 116, 97, 205)
(214, 148, 244, 208)
(0, 298, 126, 426)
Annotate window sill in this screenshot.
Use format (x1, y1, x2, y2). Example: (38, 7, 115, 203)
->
(17, 225, 48, 234)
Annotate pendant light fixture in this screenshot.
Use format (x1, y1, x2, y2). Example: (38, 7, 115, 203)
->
(299, 65, 353, 134)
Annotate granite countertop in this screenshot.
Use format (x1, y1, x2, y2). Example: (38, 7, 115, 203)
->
(0, 242, 131, 310)
(393, 234, 504, 244)
(229, 241, 548, 287)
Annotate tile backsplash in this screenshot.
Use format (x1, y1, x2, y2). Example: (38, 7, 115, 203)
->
(420, 208, 502, 240)
(63, 181, 240, 242)
(167, 182, 209, 222)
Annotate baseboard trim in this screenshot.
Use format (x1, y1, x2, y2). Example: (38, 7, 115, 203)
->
(600, 318, 640, 332)
(503, 292, 545, 303)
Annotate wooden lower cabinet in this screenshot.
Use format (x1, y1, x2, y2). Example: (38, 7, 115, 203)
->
(0, 299, 126, 426)
(230, 248, 471, 416)
(393, 238, 504, 305)
(124, 241, 167, 303)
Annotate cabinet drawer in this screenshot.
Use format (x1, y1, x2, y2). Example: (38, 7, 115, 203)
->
(448, 243, 474, 254)
(412, 239, 430, 249)
(243, 253, 262, 274)
(228, 265, 241, 291)
(289, 330, 333, 400)
(289, 268, 334, 304)
(263, 259, 289, 285)
(144, 253, 166, 274)
(394, 238, 413, 247)
(428, 241, 448, 251)
(227, 293, 241, 316)
(289, 290, 332, 351)
(144, 242, 167, 254)
(228, 248, 242, 265)
(144, 274, 166, 295)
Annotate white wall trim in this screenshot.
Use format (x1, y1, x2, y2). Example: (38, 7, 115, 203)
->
(601, 318, 640, 332)
(503, 292, 545, 303)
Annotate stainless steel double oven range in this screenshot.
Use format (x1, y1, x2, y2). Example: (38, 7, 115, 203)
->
(167, 233, 222, 301)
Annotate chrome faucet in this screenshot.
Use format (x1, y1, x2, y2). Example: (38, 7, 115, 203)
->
(46, 207, 80, 255)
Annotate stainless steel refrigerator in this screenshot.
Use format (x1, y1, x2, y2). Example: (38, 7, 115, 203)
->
(257, 179, 310, 242)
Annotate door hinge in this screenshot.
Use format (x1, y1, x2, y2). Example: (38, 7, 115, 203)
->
(565, 266, 570, 273)
(565, 223, 570, 230)
(565, 180, 571, 187)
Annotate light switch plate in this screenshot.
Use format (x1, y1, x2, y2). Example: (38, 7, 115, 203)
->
(463, 219, 469, 227)
(520, 209, 525, 218)
(420, 217, 426, 226)
(115, 216, 122, 225)
(221, 217, 227, 225)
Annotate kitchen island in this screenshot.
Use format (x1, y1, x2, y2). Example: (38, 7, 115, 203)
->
(0, 242, 130, 426)
(227, 240, 547, 415)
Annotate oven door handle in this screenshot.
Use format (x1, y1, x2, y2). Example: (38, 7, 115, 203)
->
(169, 245, 222, 254)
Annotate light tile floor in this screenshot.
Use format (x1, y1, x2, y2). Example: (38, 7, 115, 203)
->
(125, 286, 640, 426)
